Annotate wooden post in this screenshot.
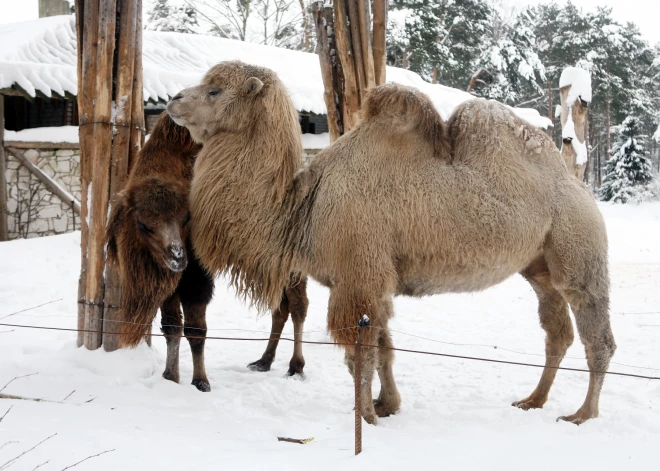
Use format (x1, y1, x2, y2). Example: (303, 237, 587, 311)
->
(76, 0, 143, 350)
(0, 95, 8, 241)
(315, 0, 385, 138)
(372, 0, 387, 86)
(314, 3, 343, 141)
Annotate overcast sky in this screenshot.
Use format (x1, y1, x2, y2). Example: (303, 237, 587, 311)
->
(0, 0, 659, 45)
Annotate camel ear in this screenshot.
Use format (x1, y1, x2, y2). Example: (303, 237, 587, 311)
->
(244, 77, 264, 96)
(106, 192, 128, 264)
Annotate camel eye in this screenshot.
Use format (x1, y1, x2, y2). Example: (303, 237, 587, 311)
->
(137, 220, 153, 234)
(183, 213, 191, 226)
(208, 90, 220, 97)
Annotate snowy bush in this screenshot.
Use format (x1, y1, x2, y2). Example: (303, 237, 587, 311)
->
(599, 116, 657, 204)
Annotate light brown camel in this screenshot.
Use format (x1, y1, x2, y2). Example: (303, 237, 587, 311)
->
(167, 61, 615, 425)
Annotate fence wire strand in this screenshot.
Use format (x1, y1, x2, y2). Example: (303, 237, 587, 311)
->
(1, 321, 658, 381)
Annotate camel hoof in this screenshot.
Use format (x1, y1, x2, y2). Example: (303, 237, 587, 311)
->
(162, 370, 180, 384)
(512, 398, 544, 411)
(363, 414, 378, 426)
(286, 362, 305, 377)
(286, 369, 305, 379)
(556, 413, 592, 425)
(248, 359, 272, 372)
(373, 400, 399, 418)
(192, 379, 211, 392)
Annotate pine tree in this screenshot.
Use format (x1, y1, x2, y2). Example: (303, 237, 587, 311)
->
(599, 116, 655, 203)
(146, 0, 199, 34)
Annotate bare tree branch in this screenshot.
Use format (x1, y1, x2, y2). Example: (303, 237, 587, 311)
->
(61, 449, 115, 470)
(0, 434, 56, 471)
(0, 374, 38, 395)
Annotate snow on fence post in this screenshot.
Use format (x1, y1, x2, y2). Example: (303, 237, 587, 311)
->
(559, 67, 591, 182)
(0, 95, 8, 241)
(75, 0, 143, 351)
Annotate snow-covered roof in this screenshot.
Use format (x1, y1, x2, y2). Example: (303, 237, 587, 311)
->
(0, 15, 551, 128)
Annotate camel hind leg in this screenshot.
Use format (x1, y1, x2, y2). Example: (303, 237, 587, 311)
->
(513, 255, 574, 410)
(544, 201, 616, 424)
(285, 277, 309, 376)
(373, 299, 400, 417)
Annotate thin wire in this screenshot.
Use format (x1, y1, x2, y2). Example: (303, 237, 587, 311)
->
(0, 322, 657, 381)
(387, 327, 660, 372)
(4, 311, 658, 372)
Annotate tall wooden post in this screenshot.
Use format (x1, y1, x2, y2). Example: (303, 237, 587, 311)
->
(75, 0, 144, 351)
(314, 0, 387, 142)
(0, 95, 8, 242)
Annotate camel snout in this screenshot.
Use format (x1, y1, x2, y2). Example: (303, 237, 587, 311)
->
(166, 243, 187, 273)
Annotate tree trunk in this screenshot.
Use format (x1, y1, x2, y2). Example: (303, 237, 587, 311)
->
(314, 3, 343, 141)
(76, 0, 144, 350)
(356, 0, 376, 90)
(0, 95, 8, 241)
(333, 0, 360, 131)
(606, 93, 611, 157)
(299, 0, 310, 51)
(431, 68, 438, 84)
(547, 80, 553, 137)
(467, 69, 484, 94)
(372, 0, 387, 86)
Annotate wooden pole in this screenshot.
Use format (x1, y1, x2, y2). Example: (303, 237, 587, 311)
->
(77, 0, 143, 350)
(0, 95, 8, 241)
(333, 0, 360, 132)
(372, 0, 387, 86)
(314, 3, 343, 141)
(356, 0, 376, 89)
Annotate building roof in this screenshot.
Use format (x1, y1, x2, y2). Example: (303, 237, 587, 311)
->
(0, 15, 552, 128)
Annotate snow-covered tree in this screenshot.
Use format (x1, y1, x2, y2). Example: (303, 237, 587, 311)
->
(146, 0, 199, 34)
(599, 116, 656, 203)
(471, 7, 546, 104)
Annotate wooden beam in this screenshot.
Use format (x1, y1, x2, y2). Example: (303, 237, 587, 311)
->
(3, 141, 79, 150)
(345, 0, 367, 100)
(372, 0, 387, 86)
(333, 0, 360, 132)
(0, 95, 8, 241)
(5, 147, 81, 215)
(0, 87, 35, 102)
(356, 0, 376, 90)
(314, 3, 343, 141)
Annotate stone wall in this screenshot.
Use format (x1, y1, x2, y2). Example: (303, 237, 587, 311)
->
(3, 147, 81, 239)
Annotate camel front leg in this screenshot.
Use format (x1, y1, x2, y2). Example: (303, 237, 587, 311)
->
(160, 293, 183, 384)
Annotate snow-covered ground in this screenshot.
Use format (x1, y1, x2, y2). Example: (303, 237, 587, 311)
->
(0, 203, 659, 470)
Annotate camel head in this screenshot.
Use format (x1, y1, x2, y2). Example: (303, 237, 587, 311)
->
(106, 177, 190, 273)
(166, 61, 275, 143)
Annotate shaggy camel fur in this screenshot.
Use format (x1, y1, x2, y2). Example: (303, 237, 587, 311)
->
(168, 62, 615, 425)
(106, 113, 215, 391)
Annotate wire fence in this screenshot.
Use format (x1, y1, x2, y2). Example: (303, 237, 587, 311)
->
(1, 300, 659, 456)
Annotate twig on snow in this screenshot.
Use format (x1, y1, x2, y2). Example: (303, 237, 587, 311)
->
(0, 442, 18, 452)
(0, 374, 38, 394)
(0, 433, 56, 471)
(62, 391, 76, 402)
(32, 460, 50, 471)
(0, 394, 46, 402)
(61, 449, 115, 470)
(277, 436, 314, 444)
(0, 299, 64, 321)
(0, 406, 12, 422)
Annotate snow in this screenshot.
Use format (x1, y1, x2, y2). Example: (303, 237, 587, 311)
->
(1, 203, 659, 469)
(3, 126, 79, 143)
(654, 126, 660, 142)
(301, 133, 330, 150)
(0, 16, 552, 129)
(559, 67, 592, 104)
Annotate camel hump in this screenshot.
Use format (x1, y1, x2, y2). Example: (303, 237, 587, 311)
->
(448, 99, 558, 164)
(361, 84, 449, 157)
